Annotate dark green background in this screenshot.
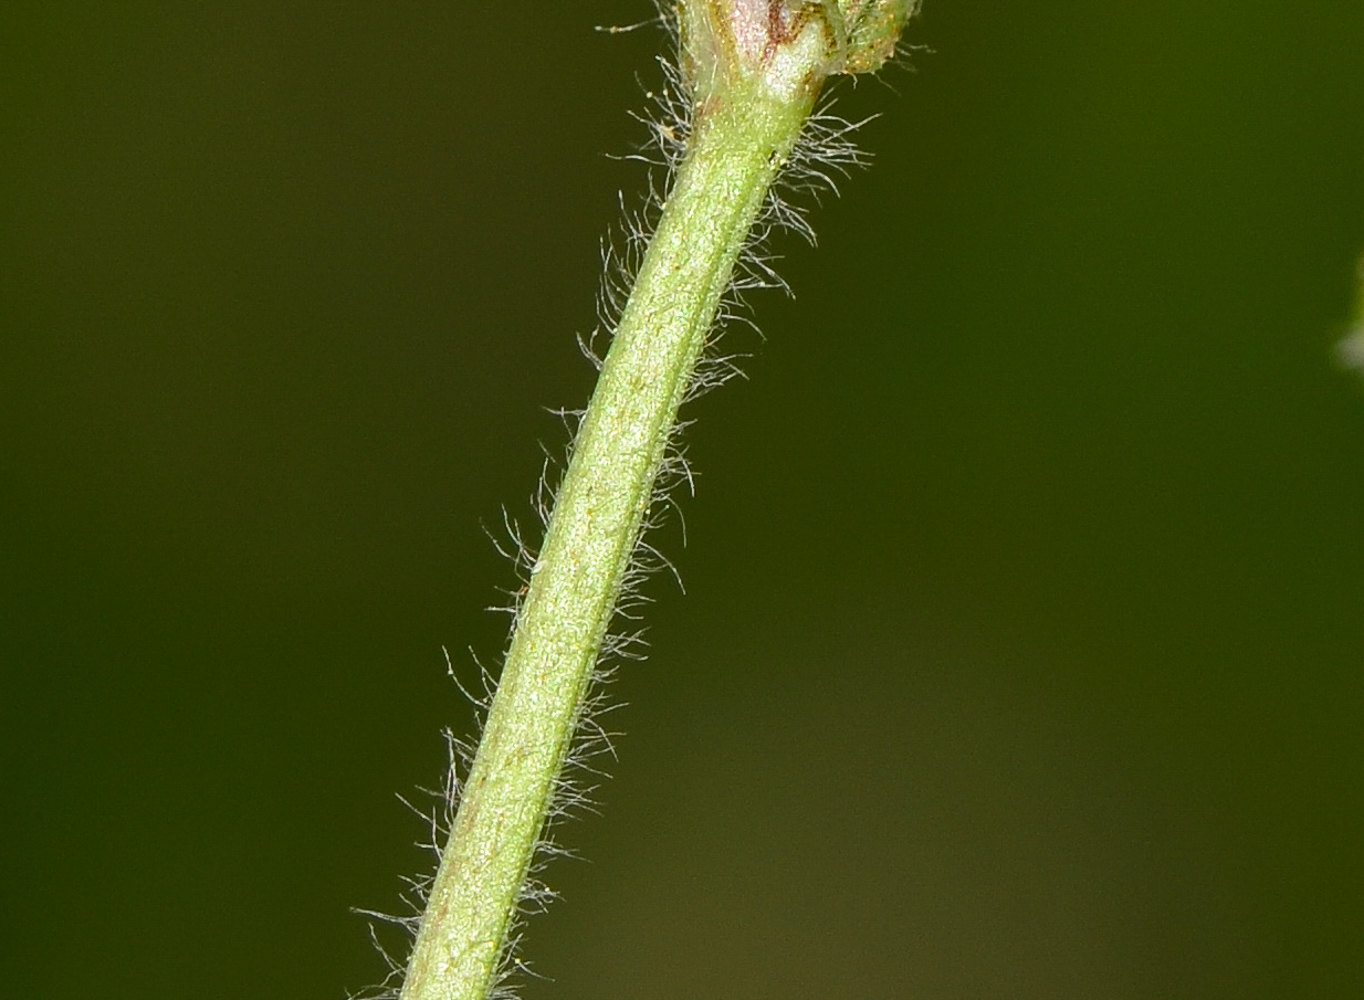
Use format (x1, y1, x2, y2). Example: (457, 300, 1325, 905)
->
(3, 2, 1362, 997)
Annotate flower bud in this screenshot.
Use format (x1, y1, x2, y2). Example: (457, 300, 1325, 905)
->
(679, 0, 916, 107)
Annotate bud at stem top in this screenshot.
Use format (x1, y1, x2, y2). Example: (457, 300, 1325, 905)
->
(680, 0, 915, 108)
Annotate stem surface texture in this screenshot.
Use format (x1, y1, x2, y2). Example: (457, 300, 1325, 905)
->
(397, 5, 913, 999)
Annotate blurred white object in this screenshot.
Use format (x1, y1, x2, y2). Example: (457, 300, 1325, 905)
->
(1335, 252, 1364, 375)
(1336, 324, 1364, 373)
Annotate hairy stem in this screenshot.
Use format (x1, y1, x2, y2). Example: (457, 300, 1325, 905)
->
(396, 5, 914, 1000)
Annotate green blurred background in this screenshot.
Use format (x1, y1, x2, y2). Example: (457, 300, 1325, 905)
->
(3, 2, 1362, 997)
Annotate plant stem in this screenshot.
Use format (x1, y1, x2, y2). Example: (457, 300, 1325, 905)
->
(396, 5, 914, 1000)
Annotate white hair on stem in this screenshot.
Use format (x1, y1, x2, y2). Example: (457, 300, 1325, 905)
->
(352, 4, 920, 997)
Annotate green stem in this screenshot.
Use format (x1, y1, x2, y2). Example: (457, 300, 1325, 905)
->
(396, 5, 913, 1000)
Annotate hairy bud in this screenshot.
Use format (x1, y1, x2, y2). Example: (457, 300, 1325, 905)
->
(680, 0, 916, 107)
